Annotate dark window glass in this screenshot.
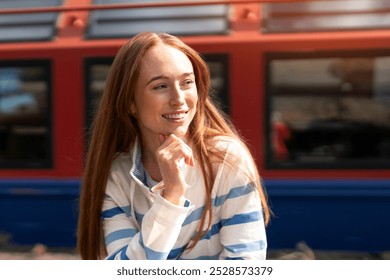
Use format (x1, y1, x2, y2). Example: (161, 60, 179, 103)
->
(204, 55, 230, 114)
(0, 0, 63, 42)
(86, 0, 229, 39)
(0, 61, 52, 168)
(266, 52, 390, 168)
(85, 55, 229, 131)
(262, 0, 390, 33)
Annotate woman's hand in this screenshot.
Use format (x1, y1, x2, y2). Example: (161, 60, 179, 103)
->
(156, 133, 194, 205)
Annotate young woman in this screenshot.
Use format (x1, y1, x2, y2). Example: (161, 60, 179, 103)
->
(77, 32, 270, 260)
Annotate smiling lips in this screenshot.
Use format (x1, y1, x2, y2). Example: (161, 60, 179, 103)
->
(162, 111, 188, 120)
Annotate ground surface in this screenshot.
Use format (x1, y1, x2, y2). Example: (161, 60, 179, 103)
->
(0, 242, 389, 260)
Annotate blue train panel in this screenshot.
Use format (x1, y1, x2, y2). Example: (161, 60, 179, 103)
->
(266, 179, 390, 252)
(1, 178, 389, 253)
(0, 179, 79, 247)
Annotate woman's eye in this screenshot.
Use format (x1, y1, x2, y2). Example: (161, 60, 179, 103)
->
(153, 84, 167, 90)
(182, 79, 194, 88)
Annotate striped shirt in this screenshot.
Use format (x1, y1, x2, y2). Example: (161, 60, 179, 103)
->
(102, 136, 267, 260)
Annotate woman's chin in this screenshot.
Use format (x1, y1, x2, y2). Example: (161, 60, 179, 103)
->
(165, 128, 189, 139)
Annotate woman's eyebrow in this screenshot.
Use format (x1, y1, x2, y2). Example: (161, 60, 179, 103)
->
(146, 72, 194, 85)
(181, 72, 195, 79)
(146, 75, 168, 85)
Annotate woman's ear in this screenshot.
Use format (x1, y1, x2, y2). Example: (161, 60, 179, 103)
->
(129, 103, 137, 115)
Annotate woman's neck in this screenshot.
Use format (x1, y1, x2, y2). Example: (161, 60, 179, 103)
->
(140, 141, 162, 182)
(139, 132, 191, 182)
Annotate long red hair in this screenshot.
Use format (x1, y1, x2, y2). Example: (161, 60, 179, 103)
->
(77, 32, 270, 259)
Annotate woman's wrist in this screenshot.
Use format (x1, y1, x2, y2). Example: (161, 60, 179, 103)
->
(162, 188, 186, 206)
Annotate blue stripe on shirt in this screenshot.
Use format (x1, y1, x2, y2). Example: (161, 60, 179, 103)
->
(102, 206, 129, 219)
(183, 206, 204, 226)
(213, 184, 255, 207)
(183, 184, 256, 227)
(120, 246, 130, 260)
(106, 245, 129, 260)
(191, 211, 261, 244)
(139, 233, 168, 260)
(167, 245, 187, 259)
(200, 222, 222, 240)
(105, 228, 138, 246)
(225, 240, 266, 254)
(221, 211, 261, 227)
(198, 211, 261, 241)
(179, 253, 220, 260)
(135, 211, 144, 224)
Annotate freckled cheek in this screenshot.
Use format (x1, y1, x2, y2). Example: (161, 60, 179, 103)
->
(144, 95, 163, 109)
(139, 100, 163, 122)
(187, 92, 198, 109)
(189, 99, 196, 109)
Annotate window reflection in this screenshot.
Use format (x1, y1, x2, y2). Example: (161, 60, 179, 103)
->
(0, 63, 51, 168)
(263, 0, 390, 33)
(267, 54, 390, 168)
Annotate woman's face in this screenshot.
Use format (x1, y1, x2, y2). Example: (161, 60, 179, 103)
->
(132, 43, 198, 141)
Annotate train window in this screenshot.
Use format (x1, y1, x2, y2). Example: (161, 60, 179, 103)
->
(262, 0, 390, 33)
(0, 61, 52, 168)
(85, 58, 113, 130)
(86, 0, 229, 39)
(206, 55, 230, 114)
(266, 52, 390, 169)
(85, 55, 229, 131)
(0, 0, 63, 42)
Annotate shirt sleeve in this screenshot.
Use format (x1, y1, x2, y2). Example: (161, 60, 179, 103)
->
(216, 141, 267, 260)
(102, 173, 193, 260)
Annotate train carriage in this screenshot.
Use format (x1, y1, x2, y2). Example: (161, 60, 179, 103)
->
(1, 0, 390, 253)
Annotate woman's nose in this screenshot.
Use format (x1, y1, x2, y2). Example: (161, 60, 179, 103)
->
(169, 87, 185, 106)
